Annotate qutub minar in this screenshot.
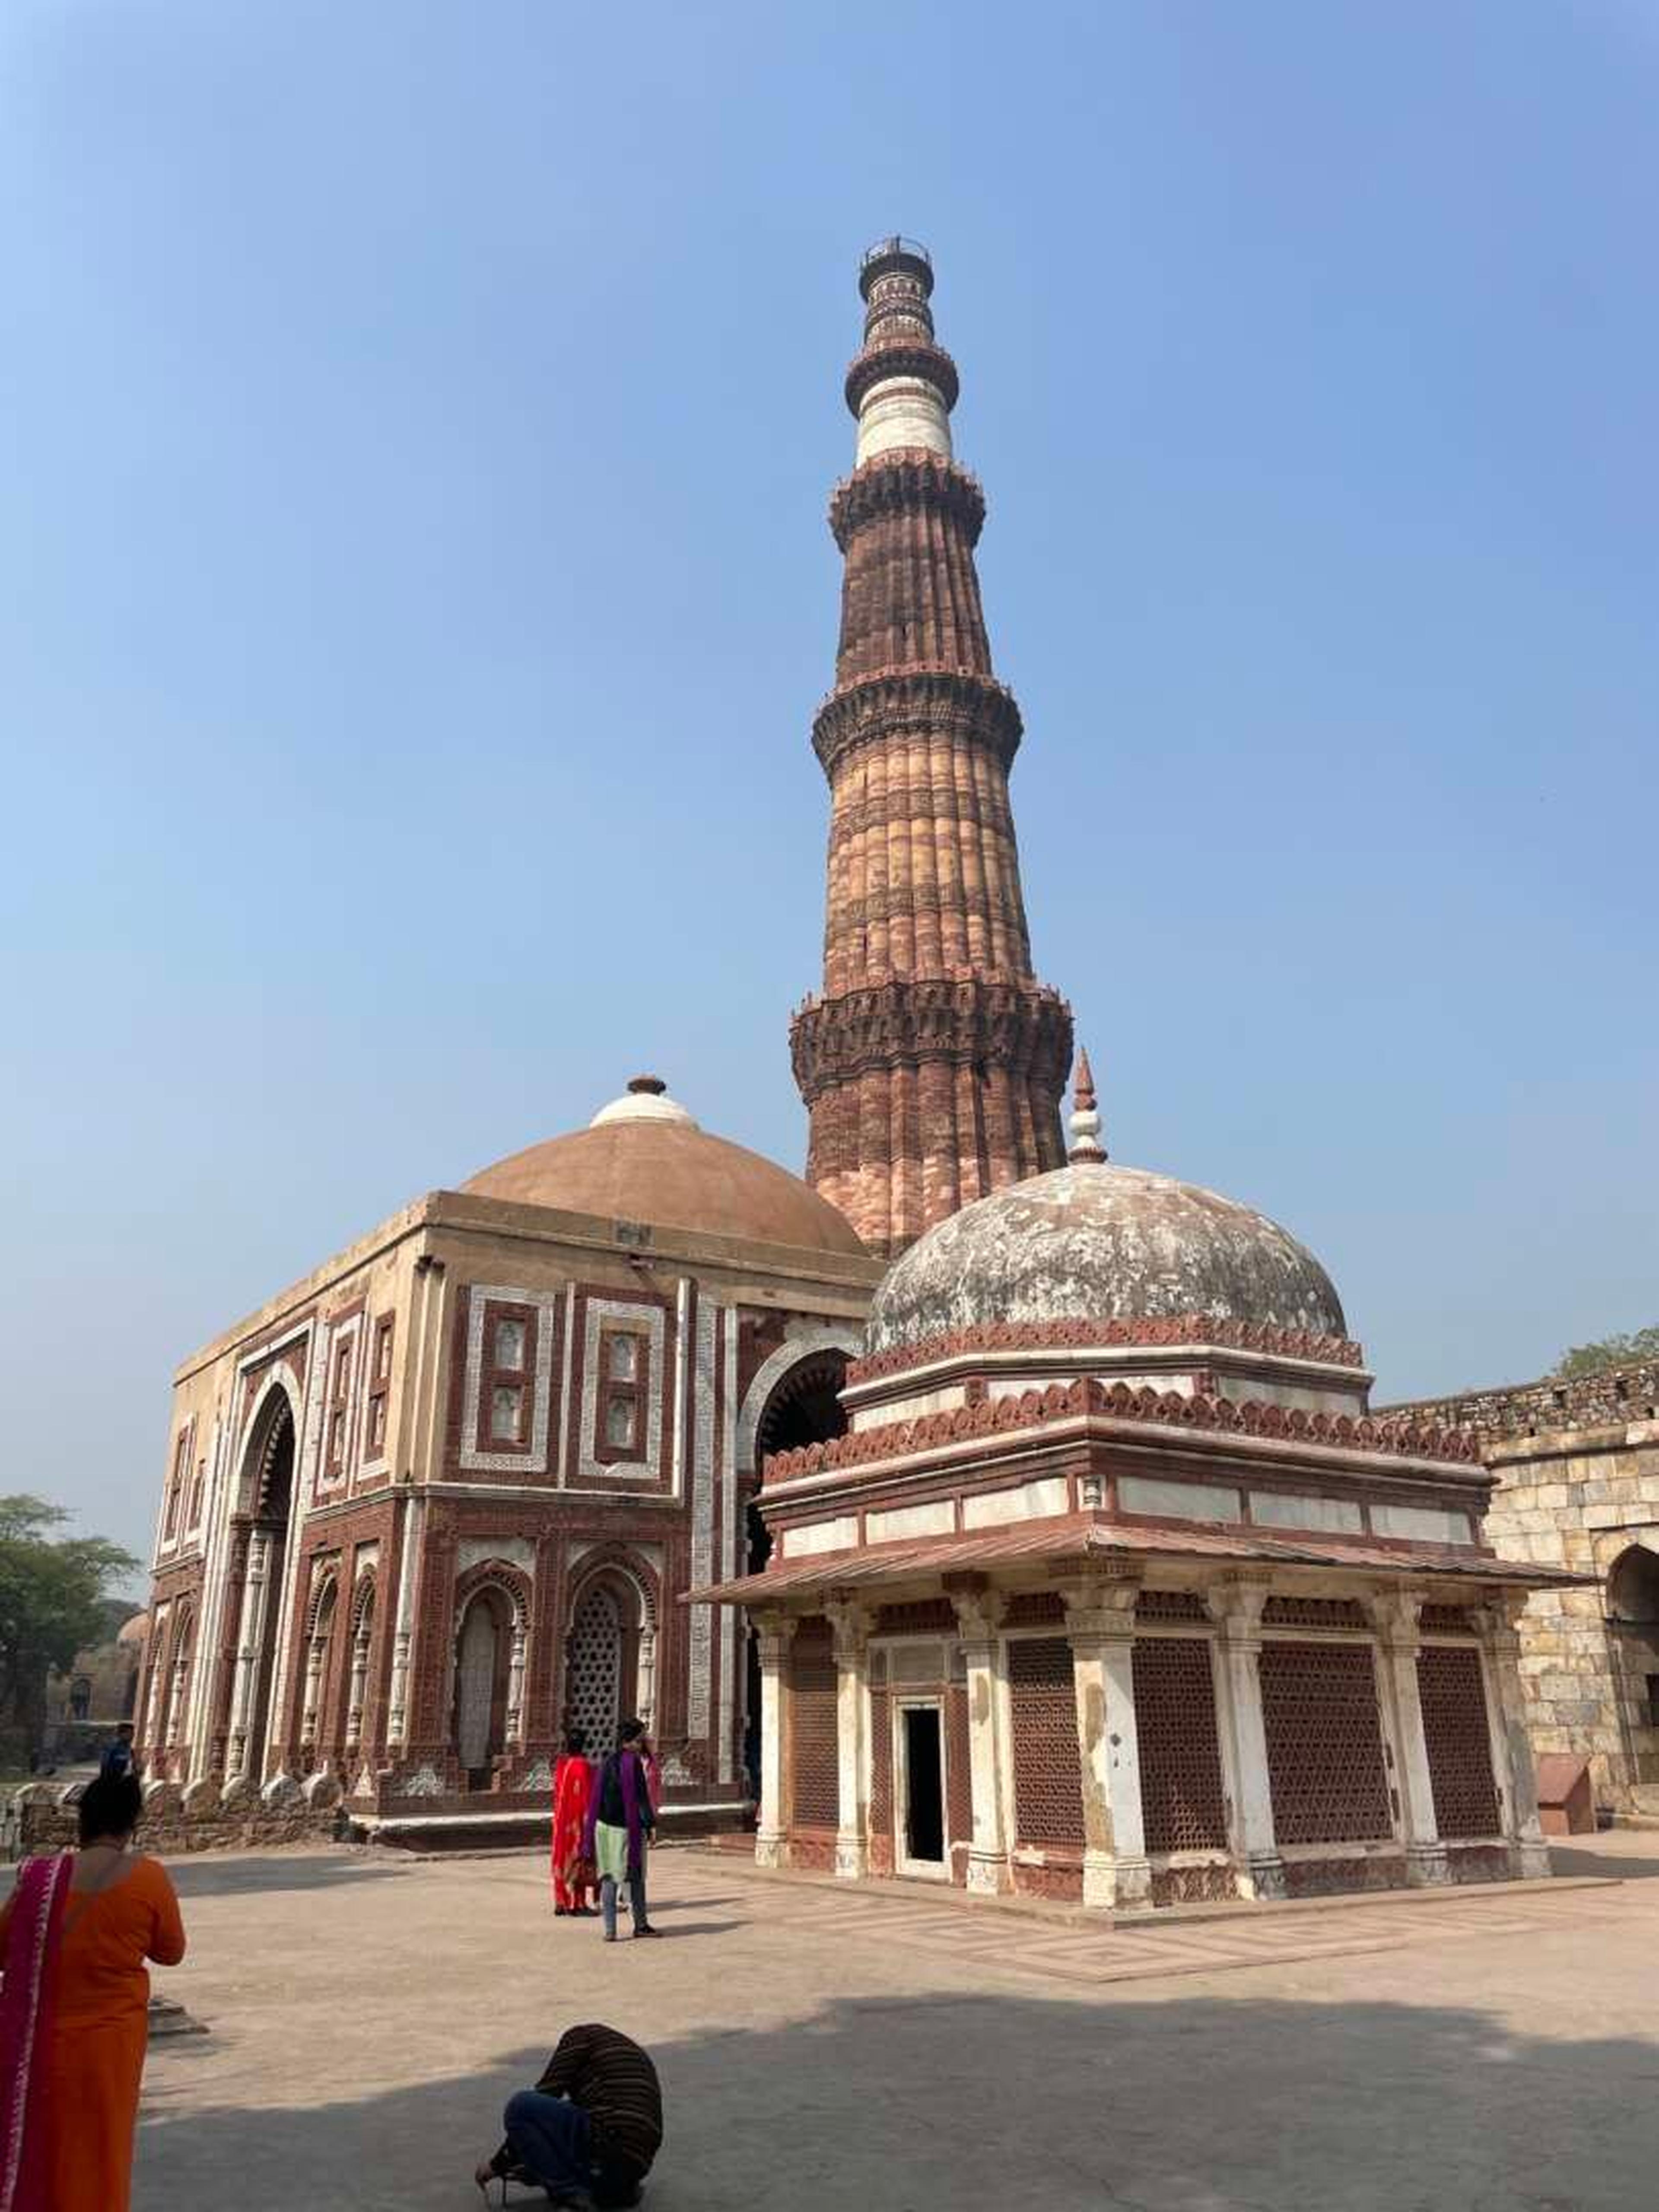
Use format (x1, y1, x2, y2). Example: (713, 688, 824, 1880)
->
(128, 242, 1580, 1907)
(791, 240, 1071, 1254)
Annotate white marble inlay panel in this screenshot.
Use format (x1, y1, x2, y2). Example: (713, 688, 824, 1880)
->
(1249, 1491, 1364, 1535)
(866, 1498, 956, 1545)
(686, 1301, 718, 1738)
(459, 1286, 561, 1475)
(577, 1298, 667, 1485)
(962, 1477, 1070, 1530)
(783, 1516, 859, 1559)
(1371, 1503, 1474, 1546)
(457, 1536, 535, 1575)
(1118, 1476, 1241, 1524)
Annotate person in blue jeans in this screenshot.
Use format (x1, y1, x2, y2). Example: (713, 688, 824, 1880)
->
(474, 2021, 662, 2209)
(581, 1720, 659, 1942)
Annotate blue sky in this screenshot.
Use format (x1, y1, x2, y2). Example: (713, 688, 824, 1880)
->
(3, 2, 1654, 1567)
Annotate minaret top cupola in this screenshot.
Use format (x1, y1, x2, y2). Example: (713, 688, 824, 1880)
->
(849, 237, 959, 466)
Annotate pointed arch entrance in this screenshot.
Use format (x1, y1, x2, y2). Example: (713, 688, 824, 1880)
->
(231, 1384, 297, 1782)
(737, 1340, 856, 1800)
(1607, 1541, 1659, 1787)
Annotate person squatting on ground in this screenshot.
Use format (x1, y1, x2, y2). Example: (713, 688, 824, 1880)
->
(0, 1771, 187, 2212)
(475, 2021, 663, 2210)
(551, 1728, 597, 1917)
(582, 1719, 658, 1942)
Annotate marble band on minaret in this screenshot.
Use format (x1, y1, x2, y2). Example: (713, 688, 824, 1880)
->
(791, 239, 1073, 1256)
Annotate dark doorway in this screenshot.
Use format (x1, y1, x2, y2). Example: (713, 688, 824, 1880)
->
(903, 1705, 945, 1867)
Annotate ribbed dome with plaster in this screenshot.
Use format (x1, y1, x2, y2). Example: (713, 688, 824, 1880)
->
(866, 1160, 1346, 1357)
(462, 1077, 867, 1259)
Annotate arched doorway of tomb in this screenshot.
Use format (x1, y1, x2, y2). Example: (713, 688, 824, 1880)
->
(737, 1340, 855, 1804)
(563, 1571, 654, 1758)
(300, 1573, 340, 1770)
(454, 1586, 512, 1790)
(240, 1388, 297, 1783)
(158, 1601, 195, 1772)
(1606, 1541, 1659, 1789)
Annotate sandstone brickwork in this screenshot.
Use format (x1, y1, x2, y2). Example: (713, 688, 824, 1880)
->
(1386, 1362, 1659, 1808)
(791, 243, 1071, 1255)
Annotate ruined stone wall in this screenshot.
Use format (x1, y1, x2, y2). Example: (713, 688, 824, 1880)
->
(1384, 1363, 1659, 1808)
(1, 1776, 341, 1864)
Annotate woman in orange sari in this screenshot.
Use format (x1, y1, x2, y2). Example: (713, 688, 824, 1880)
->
(550, 1727, 596, 1916)
(0, 1772, 185, 2212)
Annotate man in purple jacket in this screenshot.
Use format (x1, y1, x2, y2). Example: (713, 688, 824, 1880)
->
(582, 1718, 659, 1942)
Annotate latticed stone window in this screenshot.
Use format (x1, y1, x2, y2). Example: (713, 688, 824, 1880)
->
(365, 1316, 394, 1456)
(788, 1618, 839, 1828)
(1417, 1644, 1501, 1838)
(597, 1328, 648, 1462)
(566, 1583, 623, 1754)
(476, 1298, 535, 1457)
(1007, 1637, 1084, 1847)
(1259, 1641, 1394, 1844)
(1133, 1636, 1229, 1853)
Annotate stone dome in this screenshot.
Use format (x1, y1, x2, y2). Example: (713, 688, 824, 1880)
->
(867, 1160, 1346, 1356)
(462, 1077, 867, 1259)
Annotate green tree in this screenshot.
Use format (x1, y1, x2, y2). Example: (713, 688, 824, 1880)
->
(1555, 1325, 1659, 1381)
(0, 1495, 139, 1766)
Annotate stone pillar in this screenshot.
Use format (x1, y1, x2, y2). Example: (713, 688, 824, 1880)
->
(506, 1618, 528, 1748)
(1204, 1576, 1287, 1901)
(300, 1626, 325, 1752)
(385, 1495, 426, 1751)
(826, 1598, 871, 1880)
(948, 1584, 1011, 1896)
(345, 1623, 371, 1752)
(1478, 1591, 1552, 1880)
(754, 1611, 797, 1870)
(1367, 1589, 1449, 1886)
(1062, 1573, 1151, 1912)
(226, 1529, 271, 1780)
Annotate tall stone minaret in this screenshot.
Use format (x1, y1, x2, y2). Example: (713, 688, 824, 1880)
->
(790, 238, 1072, 1255)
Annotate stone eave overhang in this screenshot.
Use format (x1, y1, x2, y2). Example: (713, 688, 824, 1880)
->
(685, 1513, 1594, 1609)
(762, 1411, 1494, 1516)
(842, 1338, 1374, 1412)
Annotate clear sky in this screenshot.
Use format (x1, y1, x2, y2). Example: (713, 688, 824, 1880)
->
(3, 1, 1654, 1570)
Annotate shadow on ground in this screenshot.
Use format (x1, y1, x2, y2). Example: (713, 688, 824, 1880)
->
(162, 1854, 414, 1901)
(1550, 1845, 1659, 1881)
(136, 1986, 1659, 2212)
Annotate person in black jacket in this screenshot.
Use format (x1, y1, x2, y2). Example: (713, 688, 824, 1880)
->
(474, 2021, 662, 2209)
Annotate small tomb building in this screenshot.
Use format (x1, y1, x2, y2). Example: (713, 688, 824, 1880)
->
(694, 1069, 1582, 1908)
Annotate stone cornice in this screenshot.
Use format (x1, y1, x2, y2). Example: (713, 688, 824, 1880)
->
(790, 975, 1073, 1103)
(829, 448, 985, 551)
(763, 1375, 1480, 1484)
(844, 341, 960, 418)
(847, 1315, 1367, 1383)
(811, 665, 1022, 778)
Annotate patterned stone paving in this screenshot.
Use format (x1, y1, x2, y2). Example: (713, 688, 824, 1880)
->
(707, 1852, 1632, 1990)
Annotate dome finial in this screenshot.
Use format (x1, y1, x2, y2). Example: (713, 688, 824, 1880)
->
(1068, 1047, 1107, 1165)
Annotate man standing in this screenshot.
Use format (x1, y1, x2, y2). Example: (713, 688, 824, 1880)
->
(475, 2022, 663, 2210)
(582, 1718, 659, 1942)
(99, 1721, 139, 1783)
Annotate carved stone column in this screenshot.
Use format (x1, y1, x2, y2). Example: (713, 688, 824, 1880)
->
(1367, 1589, 1449, 1886)
(948, 1583, 1011, 1896)
(1062, 1572, 1151, 1912)
(754, 1611, 798, 1870)
(1478, 1590, 1551, 1880)
(506, 1618, 528, 1748)
(1204, 1576, 1287, 1901)
(226, 1529, 271, 1780)
(345, 1623, 371, 1752)
(826, 1596, 872, 1880)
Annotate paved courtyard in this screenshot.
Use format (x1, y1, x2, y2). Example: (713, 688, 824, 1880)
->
(134, 1833, 1659, 2212)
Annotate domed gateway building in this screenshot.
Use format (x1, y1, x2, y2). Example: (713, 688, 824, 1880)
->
(141, 240, 1574, 1880)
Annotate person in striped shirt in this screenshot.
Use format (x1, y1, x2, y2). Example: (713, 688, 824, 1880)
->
(474, 2021, 663, 2209)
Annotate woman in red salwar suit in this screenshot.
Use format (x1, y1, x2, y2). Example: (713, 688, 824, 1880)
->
(550, 1728, 596, 1916)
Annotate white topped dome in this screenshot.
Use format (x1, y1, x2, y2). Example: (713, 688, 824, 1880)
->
(589, 1075, 699, 1130)
(867, 1159, 1346, 1358)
